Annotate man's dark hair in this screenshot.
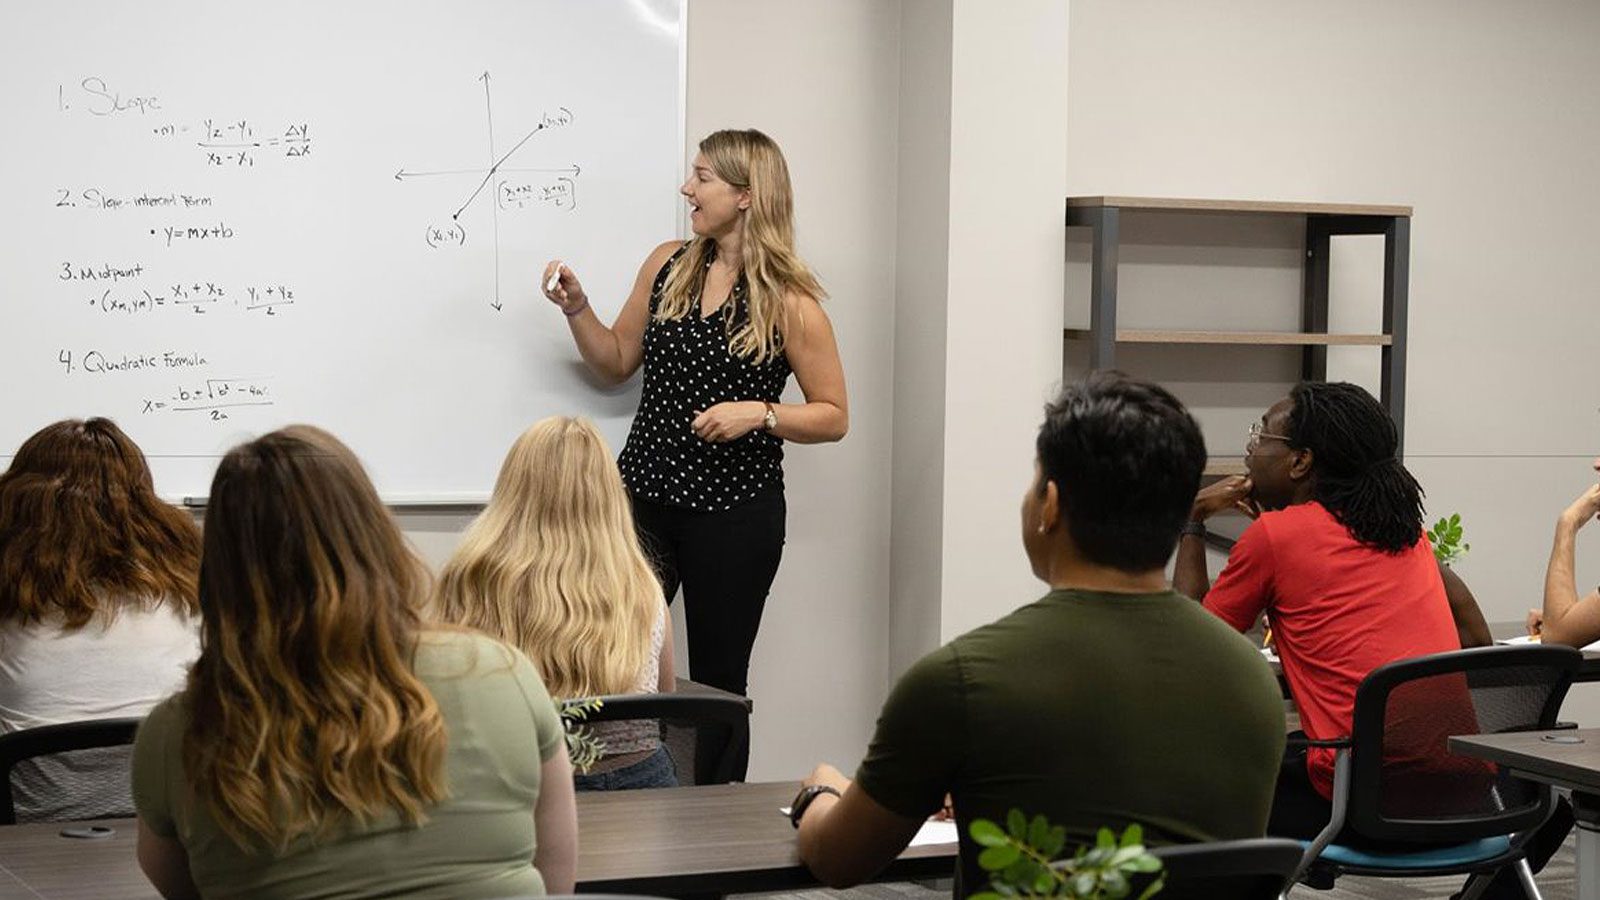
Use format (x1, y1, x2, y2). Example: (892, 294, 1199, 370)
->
(1036, 372, 1207, 572)
(1286, 381, 1424, 553)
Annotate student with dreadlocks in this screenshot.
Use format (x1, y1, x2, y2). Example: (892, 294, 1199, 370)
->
(1173, 383, 1493, 826)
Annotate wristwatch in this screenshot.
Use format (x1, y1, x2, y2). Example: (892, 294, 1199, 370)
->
(1181, 521, 1208, 538)
(789, 784, 841, 828)
(762, 401, 778, 432)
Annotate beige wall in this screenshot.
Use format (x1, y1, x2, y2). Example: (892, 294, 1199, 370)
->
(936, 0, 1072, 641)
(1066, 0, 1600, 717)
(681, 0, 902, 781)
(889, 0, 953, 678)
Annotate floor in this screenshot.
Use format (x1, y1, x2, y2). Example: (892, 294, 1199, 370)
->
(751, 835, 1579, 900)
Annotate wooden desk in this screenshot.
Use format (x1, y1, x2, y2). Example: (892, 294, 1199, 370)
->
(578, 781, 955, 894)
(0, 782, 957, 898)
(1487, 622, 1600, 682)
(1450, 729, 1600, 900)
(1266, 624, 1600, 687)
(673, 677, 754, 711)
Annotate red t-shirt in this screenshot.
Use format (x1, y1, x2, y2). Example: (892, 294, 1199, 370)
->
(1202, 501, 1460, 799)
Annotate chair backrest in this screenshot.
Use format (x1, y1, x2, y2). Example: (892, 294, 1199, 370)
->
(0, 717, 143, 825)
(1127, 838, 1305, 900)
(1345, 644, 1580, 844)
(579, 693, 750, 785)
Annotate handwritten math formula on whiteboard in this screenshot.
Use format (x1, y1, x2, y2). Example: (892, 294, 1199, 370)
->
(1, 0, 683, 499)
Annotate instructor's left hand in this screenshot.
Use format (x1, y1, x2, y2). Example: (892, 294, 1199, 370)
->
(692, 402, 766, 443)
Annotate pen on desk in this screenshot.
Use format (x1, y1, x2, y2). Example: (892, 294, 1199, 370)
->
(1262, 626, 1273, 649)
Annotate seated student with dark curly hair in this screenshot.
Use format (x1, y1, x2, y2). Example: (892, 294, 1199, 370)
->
(1173, 382, 1549, 900)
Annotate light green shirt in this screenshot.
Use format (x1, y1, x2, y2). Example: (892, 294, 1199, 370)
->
(132, 630, 564, 899)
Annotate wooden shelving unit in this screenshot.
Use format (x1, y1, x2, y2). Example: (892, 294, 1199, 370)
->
(1062, 329, 1392, 347)
(1064, 195, 1413, 455)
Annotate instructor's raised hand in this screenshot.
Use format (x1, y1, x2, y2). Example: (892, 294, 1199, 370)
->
(541, 260, 590, 317)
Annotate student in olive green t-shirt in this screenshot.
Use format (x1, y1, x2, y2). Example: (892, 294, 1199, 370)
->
(134, 631, 567, 899)
(130, 426, 577, 899)
(794, 375, 1285, 897)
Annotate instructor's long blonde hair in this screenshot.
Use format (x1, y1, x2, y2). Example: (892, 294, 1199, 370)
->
(657, 128, 826, 364)
(433, 417, 659, 699)
(184, 426, 447, 851)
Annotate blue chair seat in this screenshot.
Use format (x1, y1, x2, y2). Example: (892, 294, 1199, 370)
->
(1301, 835, 1511, 870)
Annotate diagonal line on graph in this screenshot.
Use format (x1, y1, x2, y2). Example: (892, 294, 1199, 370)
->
(452, 121, 549, 220)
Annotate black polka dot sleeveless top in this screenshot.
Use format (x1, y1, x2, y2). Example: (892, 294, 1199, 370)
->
(618, 245, 792, 512)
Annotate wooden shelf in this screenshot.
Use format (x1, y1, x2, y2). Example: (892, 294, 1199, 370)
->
(1063, 329, 1392, 347)
(1204, 458, 1247, 477)
(1065, 196, 1412, 217)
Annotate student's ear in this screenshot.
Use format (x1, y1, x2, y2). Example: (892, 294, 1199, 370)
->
(1288, 448, 1315, 482)
(1040, 479, 1063, 533)
(737, 189, 751, 211)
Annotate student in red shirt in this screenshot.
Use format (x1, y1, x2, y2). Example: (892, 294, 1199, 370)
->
(1172, 382, 1563, 899)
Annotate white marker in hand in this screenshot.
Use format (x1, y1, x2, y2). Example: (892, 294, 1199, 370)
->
(546, 260, 564, 293)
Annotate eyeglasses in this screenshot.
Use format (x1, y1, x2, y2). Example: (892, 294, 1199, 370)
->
(1247, 422, 1291, 452)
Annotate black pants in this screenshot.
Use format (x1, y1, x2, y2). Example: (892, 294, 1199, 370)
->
(1271, 739, 1573, 898)
(630, 491, 785, 779)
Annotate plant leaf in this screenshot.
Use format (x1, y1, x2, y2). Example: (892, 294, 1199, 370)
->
(971, 819, 1008, 848)
(1007, 809, 1028, 840)
(1134, 874, 1166, 900)
(1127, 854, 1164, 873)
(1028, 813, 1051, 849)
(1041, 824, 1067, 859)
(978, 844, 1021, 871)
(1097, 827, 1116, 850)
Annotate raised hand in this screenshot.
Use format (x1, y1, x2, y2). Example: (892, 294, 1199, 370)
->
(1191, 475, 1256, 522)
(540, 260, 589, 316)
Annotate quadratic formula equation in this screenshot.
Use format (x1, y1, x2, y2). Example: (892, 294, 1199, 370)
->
(141, 377, 273, 422)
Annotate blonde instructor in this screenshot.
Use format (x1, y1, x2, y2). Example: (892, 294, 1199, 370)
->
(542, 129, 847, 779)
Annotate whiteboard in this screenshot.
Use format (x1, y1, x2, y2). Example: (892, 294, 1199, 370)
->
(0, 0, 684, 500)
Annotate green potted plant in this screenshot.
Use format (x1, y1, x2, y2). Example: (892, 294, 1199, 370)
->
(560, 697, 606, 774)
(1425, 512, 1469, 567)
(969, 811, 1165, 900)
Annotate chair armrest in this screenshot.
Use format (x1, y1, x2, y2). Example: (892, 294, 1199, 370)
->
(1286, 734, 1352, 750)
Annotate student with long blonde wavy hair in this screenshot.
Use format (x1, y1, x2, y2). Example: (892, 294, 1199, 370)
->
(435, 415, 676, 789)
(0, 418, 200, 822)
(131, 426, 577, 899)
(540, 129, 848, 779)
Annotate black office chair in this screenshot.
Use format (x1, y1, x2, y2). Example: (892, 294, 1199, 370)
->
(0, 716, 143, 825)
(578, 693, 751, 785)
(1287, 645, 1582, 899)
(1118, 838, 1305, 899)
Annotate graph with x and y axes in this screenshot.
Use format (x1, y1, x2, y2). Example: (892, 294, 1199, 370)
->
(396, 71, 580, 311)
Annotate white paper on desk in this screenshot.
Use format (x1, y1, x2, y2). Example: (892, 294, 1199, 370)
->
(1497, 634, 1600, 651)
(779, 809, 959, 847)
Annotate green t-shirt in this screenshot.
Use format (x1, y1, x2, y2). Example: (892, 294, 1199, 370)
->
(854, 589, 1286, 896)
(132, 630, 565, 899)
